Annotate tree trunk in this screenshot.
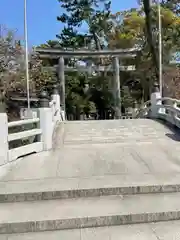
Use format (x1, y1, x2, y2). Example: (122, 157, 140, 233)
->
(143, 0, 159, 79)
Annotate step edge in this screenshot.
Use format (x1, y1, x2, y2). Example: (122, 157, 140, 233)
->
(1, 184, 180, 202)
(0, 211, 180, 234)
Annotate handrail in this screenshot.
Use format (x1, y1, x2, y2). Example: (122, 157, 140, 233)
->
(135, 97, 180, 119)
(0, 89, 63, 165)
(8, 118, 40, 127)
(160, 97, 180, 104)
(8, 129, 42, 142)
(133, 96, 180, 128)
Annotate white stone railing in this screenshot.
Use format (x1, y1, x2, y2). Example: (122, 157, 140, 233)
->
(0, 88, 64, 166)
(155, 98, 180, 128)
(136, 84, 180, 128)
(8, 118, 42, 162)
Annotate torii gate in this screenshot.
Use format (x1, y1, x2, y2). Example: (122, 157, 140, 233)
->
(35, 48, 140, 119)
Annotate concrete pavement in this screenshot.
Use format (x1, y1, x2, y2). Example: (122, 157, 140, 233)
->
(1, 119, 180, 182)
(0, 119, 180, 236)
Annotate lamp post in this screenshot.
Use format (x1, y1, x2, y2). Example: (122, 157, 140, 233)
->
(24, 0, 30, 109)
(158, 0, 163, 96)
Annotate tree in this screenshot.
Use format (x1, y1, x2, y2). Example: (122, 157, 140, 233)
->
(65, 71, 97, 119)
(57, 0, 112, 50)
(0, 28, 24, 102)
(108, 4, 180, 99)
(55, 0, 117, 118)
(37, 0, 180, 116)
(38, 40, 61, 49)
(108, 10, 145, 49)
(162, 0, 180, 14)
(142, 0, 159, 78)
(0, 26, 55, 116)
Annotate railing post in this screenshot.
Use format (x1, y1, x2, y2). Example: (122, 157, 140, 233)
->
(0, 92, 8, 165)
(0, 113, 8, 165)
(51, 84, 61, 121)
(150, 82, 162, 118)
(38, 90, 53, 151)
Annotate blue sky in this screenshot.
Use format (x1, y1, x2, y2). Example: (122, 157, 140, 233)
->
(0, 0, 138, 47)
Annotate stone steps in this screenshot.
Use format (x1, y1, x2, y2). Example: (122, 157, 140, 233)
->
(1, 191, 180, 234)
(1, 175, 180, 202)
(0, 119, 179, 237)
(2, 221, 180, 239)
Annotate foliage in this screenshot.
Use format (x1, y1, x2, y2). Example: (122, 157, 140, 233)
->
(108, 3, 180, 99)
(0, 28, 28, 102)
(65, 72, 97, 118)
(56, 0, 116, 118)
(55, 0, 180, 113)
(109, 10, 145, 49)
(0, 27, 55, 100)
(121, 86, 134, 110)
(57, 0, 112, 50)
(2, 0, 180, 119)
(161, 0, 180, 14)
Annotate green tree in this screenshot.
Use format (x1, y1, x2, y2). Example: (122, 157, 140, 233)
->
(57, 0, 112, 50)
(55, 0, 116, 118)
(162, 0, 180, 14)
(108, 4, 180, 100)
(0, 26, 55, 116)
(65, 71, 97, 119)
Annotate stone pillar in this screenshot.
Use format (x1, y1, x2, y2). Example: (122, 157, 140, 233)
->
(51, 84, 61, 121)
(113, 57, 121, 119)
(38, 90, 53, 150)
(58, 57, 65, 118)
(150, 82, 162, 118)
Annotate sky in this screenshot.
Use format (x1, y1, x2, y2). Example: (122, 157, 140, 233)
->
(0, 0, 138, 47)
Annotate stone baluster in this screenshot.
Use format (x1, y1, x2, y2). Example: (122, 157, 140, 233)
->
(150, 82, 162, 118)
(38, 90, 53, 150)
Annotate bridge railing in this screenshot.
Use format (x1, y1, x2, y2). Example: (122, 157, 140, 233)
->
(0, 86, 64, 166)
(137, 83, 180, 128)
(8, 118, 42, 162)
(156, 98, 180, 128)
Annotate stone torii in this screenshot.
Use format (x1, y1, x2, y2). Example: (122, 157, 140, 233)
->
(35, 48, 140, 119)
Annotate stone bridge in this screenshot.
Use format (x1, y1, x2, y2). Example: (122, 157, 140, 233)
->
(1, 87, 180, 239)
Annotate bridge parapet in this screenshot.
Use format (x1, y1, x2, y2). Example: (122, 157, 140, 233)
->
(0, 85, 64, 166)
(137, 83, 180, 128)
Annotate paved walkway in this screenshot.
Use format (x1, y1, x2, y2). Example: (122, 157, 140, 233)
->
(1, 119, 180, 184)
(1, 119, 180, 238)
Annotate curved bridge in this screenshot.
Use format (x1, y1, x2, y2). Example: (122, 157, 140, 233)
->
(2, 118, 180, 181)
(1, 90, 180, 238)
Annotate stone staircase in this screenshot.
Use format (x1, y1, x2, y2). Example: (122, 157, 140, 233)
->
(1, 119, 180, 239)
(1, 177, 180, 238)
